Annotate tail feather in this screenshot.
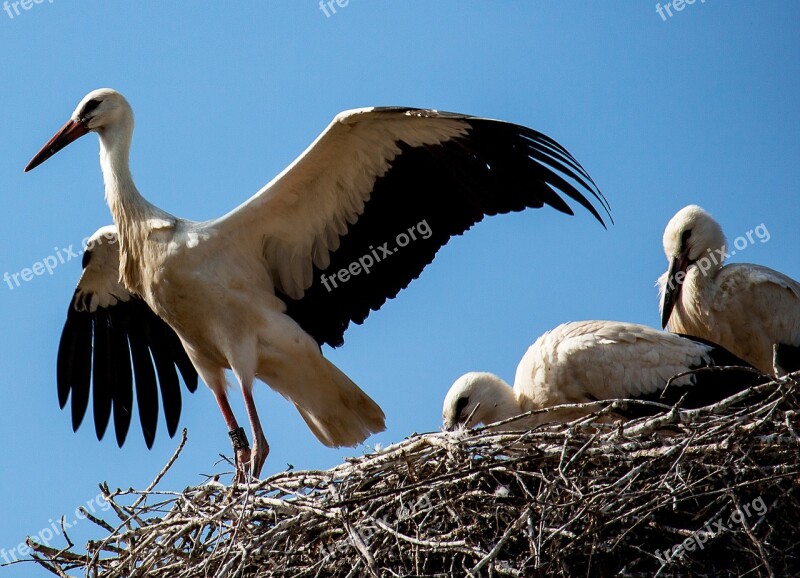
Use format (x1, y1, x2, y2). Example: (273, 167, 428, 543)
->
(288, 359, 385, 448)
(616, 336, 769, 419)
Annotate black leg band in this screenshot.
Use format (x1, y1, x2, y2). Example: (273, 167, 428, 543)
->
(229, 427, 249, 450)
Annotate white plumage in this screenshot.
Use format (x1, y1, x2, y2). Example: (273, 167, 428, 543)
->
(658, 205, 800, 375)
(26, 89, 608, 480)
(442, 320, 758, 430)
(74, 226, 129, 312)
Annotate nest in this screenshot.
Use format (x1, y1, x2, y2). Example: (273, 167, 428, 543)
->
(25, 371, 800, 578)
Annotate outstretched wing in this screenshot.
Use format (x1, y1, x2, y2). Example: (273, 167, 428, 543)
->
(213, 107, 610, 347)
(58, 226, 198, 449)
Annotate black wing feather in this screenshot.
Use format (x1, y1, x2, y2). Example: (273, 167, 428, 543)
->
(146, 307, 183, 438)
(57, 289, 198, 449)
(126, 309, 160, 449)
(57, 300, 93, 431)
(110, 304, 134, 447)
(174, 343, 199, 393)
(56, 297, 92, 411)
(91, 309, 113, 440)
(279, 117, 609, 347)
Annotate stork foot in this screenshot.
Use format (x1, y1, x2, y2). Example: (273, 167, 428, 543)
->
(233, 447, 253, 484)
(250, 436, 270, 479)
(229, 426, 252, 484)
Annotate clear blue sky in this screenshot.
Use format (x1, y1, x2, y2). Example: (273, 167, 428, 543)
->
(1, 2, 798, 574)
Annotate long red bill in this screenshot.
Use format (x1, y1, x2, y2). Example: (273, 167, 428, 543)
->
(25, 119, 90, 172)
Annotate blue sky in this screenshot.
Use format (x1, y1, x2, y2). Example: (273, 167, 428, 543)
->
(1, 2, 798, 574)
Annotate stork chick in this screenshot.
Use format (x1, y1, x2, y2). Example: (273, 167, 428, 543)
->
(442, 320, 762, 431)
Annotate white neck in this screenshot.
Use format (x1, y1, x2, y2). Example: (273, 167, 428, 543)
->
(471, 373, 522, 426)
(680, 265, 715, 320)
(96, 118, 173, 294)
(98, 121, 158, 225)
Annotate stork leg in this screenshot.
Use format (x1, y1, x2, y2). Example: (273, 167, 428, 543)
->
(239, 380, 270, 478)
(212, 390, 252, 483)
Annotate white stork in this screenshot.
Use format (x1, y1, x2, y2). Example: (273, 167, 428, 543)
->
(658, 205, 800, 375)
(442, 320, 761, 431)
(25, 88, 609, 480)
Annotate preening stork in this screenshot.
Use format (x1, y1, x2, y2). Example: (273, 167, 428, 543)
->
(442, 320, 761, 431)
(25, 88, 609, 480)
(59, 226, 198, 448)
(659, 205, 800, 375)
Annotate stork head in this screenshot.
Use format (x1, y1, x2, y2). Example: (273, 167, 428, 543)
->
(659, 205, 726, 328)
(25, 89, 132, 172)
(442, 372, 518, 430)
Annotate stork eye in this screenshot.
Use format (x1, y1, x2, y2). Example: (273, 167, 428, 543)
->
(82, 99, 102, 115)
(680, 228, 692, 250)
(454, 396, 469, 420)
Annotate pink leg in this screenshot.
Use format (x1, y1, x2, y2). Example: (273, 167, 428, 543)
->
(240, 384, 270, 478)
(213, 390, 252, 483)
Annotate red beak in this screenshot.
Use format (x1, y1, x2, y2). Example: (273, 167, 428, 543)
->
(25, 119, 90, 172)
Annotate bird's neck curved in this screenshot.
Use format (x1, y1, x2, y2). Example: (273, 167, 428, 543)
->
(670, 266, 716, 334)
(98, 122, 173, 225)
(474, 374, 521, 425)
(99, 124, 145, 218)
(97, 122, 170, 294)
